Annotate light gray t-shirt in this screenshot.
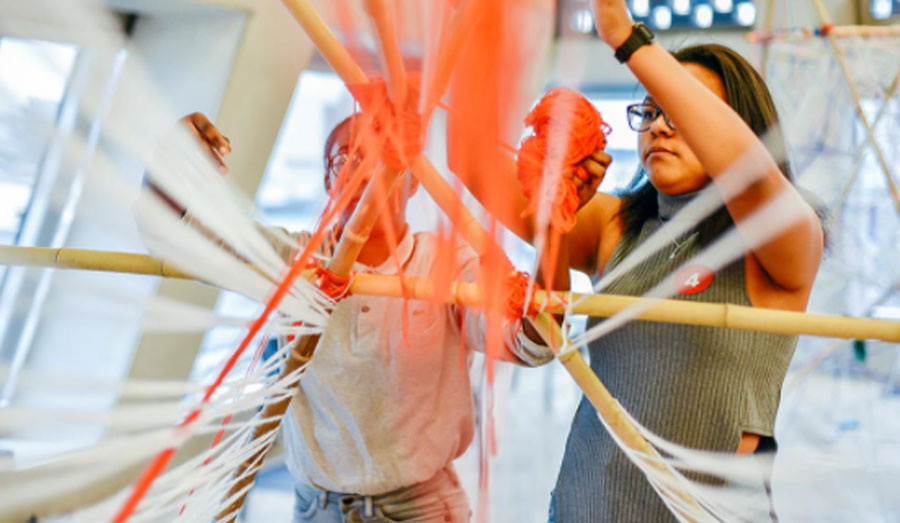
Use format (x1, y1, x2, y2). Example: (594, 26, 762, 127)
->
(279, 230, 550, 495)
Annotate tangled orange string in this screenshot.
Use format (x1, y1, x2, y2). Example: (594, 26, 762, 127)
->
(505, 271, 541, 320)
(516, 87, 611, 233)
(309, 259, 354, 300)
(505, 270, 571, 321)
(347, 76, 425, 171)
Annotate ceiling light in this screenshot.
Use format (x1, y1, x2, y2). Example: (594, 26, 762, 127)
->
(672, 0, 692, 16)
(632, 0, 651, 18)
(652, 5, 673, 29)
(570, 8, 595, 34)
(713, 0, 733, 12)
(734, 2, 756, 26)
(871, 0, 893, 19)
(693, 4, 714, 27)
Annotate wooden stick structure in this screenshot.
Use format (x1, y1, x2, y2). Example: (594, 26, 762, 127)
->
(809, 0, 900, 218)
(3, 245, 899, 343)
(826, 72, 900, 231)
(527, 314, 704, 520)
(749, 24, 900, 42)
(16, 2, 897, 519)
(759, 0, 776, 80)
(363, 0, 408, 105)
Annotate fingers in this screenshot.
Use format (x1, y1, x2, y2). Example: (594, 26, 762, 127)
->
(182, 112, 231, 174)
(582, 151, 612, 176)
(190, 113, 232, 155)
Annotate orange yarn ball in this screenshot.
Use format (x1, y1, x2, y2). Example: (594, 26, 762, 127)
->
(516, 87, 611, 233)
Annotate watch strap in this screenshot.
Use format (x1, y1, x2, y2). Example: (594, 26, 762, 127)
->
(614, 23, 655, 64)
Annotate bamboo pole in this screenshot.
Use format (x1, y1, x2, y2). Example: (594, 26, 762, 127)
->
(826, 72, 900, 231)
(282, 0, 369, 85)
(527, 314, 703, 520)
(363, 0, 408, 105)
(809, 0, 900, 218)
(3, 245, 899, 343)
(283, 0, 501, 261)
(749, 24, 900, 42)
(759, 0, 776, 80)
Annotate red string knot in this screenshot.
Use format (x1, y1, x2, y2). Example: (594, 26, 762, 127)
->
(347, 75, 425, 172)
(505, 271, 542, 320)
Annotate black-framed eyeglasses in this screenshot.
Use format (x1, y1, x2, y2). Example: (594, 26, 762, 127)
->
(626, 103, 676, 132)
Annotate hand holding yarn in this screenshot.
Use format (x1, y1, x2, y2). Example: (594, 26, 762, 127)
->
(516, 87, 612, 234)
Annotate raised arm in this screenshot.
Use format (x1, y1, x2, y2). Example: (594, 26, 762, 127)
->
(592, 1, 823, 296)
(139, 113, 306, 264)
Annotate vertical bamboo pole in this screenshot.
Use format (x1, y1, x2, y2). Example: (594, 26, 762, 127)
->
(809, 0, 900, 217)
(759, 0, 776, 80)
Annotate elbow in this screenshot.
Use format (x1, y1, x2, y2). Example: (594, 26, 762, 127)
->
(509, 328, 555, 367)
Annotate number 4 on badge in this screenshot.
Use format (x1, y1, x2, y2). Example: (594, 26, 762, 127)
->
(675, 265, 713, 295)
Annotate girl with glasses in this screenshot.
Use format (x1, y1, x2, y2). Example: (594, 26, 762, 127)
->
(448, 1, 824, 520)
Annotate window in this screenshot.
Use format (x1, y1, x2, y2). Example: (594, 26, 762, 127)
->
(0, 37, 79, 278)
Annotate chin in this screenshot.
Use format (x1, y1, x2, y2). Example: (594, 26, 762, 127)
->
(647, 171, 709, 195)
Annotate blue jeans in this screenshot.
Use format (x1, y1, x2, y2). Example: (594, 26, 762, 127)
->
(292, 466, 470, 522)
(548, 491, 556, 523)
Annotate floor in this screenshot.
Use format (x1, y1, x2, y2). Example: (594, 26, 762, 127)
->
(242, 346, 900, 522)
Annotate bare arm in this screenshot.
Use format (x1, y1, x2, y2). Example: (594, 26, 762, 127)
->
(522, 226, 571, 343)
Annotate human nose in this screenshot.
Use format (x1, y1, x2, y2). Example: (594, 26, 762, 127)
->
(648, 109, 675, 136)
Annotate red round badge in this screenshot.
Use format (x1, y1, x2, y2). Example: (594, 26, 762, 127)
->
(675, 265, 714, 295)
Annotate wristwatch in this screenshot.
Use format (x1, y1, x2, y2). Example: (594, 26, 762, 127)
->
(614, 23, 655, 64)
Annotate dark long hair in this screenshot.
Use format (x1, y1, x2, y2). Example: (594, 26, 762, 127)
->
(617, 44, 795, 244)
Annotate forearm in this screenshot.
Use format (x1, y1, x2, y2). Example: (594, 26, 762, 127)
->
(523, 227, 570, 343)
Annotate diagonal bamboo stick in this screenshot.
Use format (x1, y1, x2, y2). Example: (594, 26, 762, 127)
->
(284, 0, 497, 259)
(3, 245, 900, 343)
(527, 315, 705, 520)
(826, 71, 900, 231)
(363, 0, 408, 105)
(422, 0, 484, 114)
(810, 0, 900, 218)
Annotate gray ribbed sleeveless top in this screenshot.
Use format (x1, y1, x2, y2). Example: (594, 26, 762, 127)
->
(552, 192, 797, 522)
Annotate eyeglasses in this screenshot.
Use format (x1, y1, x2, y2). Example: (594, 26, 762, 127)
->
(326, 150, 363, 180)
(626, 103, 677, 132)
